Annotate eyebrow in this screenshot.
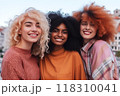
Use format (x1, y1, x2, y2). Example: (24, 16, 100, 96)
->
(24, 22, 40, 24)
(62, 29, 68, 31)
(24, 22, 32, 24)
(55, 28, 67, 31)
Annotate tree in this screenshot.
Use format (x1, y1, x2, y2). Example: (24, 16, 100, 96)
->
(116, 51, 120, 57)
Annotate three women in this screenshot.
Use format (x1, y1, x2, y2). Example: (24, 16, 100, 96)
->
(1, 4, 119, 80)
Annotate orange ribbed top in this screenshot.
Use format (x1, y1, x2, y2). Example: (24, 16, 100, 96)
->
(40, 48, 86, 80)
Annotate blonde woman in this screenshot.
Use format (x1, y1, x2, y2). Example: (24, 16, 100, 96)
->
(1, 8, 49, 80)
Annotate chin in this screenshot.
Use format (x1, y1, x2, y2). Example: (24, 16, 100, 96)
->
(29, 40, 38, 43)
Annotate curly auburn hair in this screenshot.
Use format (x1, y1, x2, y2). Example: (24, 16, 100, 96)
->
(73, 3, 117, 44)
(3, 7, 49, 58)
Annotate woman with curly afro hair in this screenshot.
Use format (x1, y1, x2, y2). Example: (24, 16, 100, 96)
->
(73, 3, 119, 80)
(40, 11, 86, 80)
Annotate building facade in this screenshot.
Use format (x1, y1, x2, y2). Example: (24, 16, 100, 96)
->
(0, 26, 4, 49)
(110, 9, 120, 54)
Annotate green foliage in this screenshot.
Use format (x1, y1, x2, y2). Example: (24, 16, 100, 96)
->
(116, 51, 120, 57)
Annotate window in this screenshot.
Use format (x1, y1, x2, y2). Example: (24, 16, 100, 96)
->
(118, 47, 120, 50)
(115, 37, 117, 40)
(116, 10, 118, 13)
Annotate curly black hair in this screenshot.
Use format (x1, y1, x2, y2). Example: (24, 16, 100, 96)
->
(47, 11, 82, 53)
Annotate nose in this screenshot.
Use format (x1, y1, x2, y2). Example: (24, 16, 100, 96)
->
(32, 25, 37, 32)
(58, 31, 62, 37)
(86, 24, 90, 29)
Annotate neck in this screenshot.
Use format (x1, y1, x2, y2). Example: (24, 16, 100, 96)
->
(83, 39, 89, 46)
(53, 45, 63, 51)
(16, 40, 33, 50)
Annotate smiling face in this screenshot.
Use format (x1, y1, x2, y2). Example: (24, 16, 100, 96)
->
(51, 23, 68, 50)
(19, 17, 42, 46)
(80, 13, 98, 44)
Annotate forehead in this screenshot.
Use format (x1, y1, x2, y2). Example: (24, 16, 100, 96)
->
(24, 17, 35, 22)
(23, 17, 38, 24)
(57, 23, 66, 27)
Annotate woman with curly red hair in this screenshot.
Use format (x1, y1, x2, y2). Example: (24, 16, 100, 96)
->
(73, 3, 119, 80)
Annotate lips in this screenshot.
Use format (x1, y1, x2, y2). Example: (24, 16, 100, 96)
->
(55, 38, 63, 42)
(83, 31, 92, 35)
(28, 33, 38, 38)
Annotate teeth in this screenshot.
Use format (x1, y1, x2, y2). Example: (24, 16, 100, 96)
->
(84, 31, 91, 35)
(30, 34, 37, 36)
(56, 39, 62, 41)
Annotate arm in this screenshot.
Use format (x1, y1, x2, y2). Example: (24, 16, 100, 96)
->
(73, 52, 87, 80)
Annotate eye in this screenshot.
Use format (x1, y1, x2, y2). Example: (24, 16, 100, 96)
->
(36, 23, 41, 28)
(90, 23, 95, 26)
(52, 29, 59, 33)
(62, 30, 68, 34)
(81, 22, 87, 26)
(36, 24, 40, 28)
(25, 24, 31, 27)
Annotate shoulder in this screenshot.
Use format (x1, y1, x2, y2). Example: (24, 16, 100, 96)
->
(92, 40, 112, 55)
(3, 47, 21, 62)
(67, 50, 80, 56)
(93, 40, 108, 47)
(67, 50, 81, 58)
(93, 40, 110, 50)
(67, 51, 83, 64)
(71, 51, 80, 56)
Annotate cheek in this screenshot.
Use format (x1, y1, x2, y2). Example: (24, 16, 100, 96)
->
(39, 29, 42, 34)
(80, 26, 84, 33)
(64, 34, 68, 40)
(51, 34, 55, 42)
(51, 33, 55, 38)
(80, 29, 83, 35)
(93, 28, 97, 35)
(20, 28, 28, 34)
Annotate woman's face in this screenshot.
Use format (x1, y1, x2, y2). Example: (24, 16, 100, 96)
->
(51, 23, 68, 48)
(80, 15, 98, 44)
(19, 17, 42, 45)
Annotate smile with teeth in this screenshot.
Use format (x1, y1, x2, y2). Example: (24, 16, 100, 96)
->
(28, 33, 38, 38)
(55, 38, 63, 42)
(83, 31, 92, 35)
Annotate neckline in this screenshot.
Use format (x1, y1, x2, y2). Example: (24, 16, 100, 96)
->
(81, 39, 96, 53)
(51, 48, 65, 56)
(13, 46, 31, 54)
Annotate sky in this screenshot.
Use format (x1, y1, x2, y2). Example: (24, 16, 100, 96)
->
(0, 0, 120, 26)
